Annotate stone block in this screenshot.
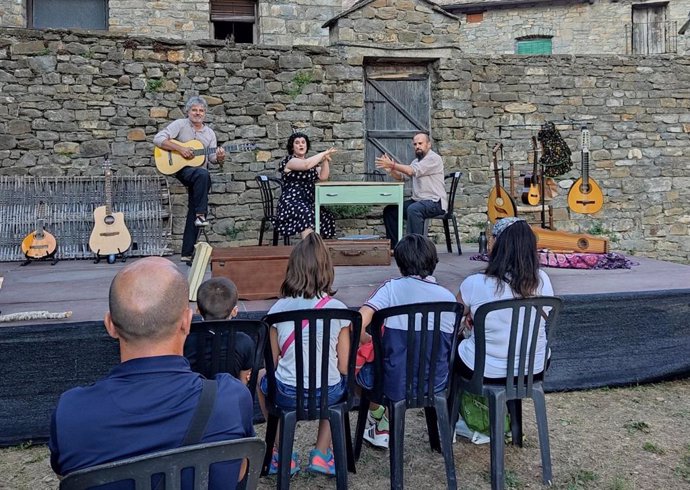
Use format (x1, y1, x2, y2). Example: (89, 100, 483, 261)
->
(127, 128, 147, 141)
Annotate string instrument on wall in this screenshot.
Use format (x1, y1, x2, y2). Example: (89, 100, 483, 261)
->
(154, 139, 256, 175)
(531, 225, 609, 254)
(567, 128, 603, 214)
(521, 136, 541, 206)
(21, 218, 57, 260)
(487, 143, 517, 223)
(89, 157, 132, 256)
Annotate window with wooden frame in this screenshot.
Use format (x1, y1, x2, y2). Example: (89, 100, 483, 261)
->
(515, 36, 553, 55)
(211, 0, 256, 43)
(27, 0, 108, 30)
(466, 12, 483, 24)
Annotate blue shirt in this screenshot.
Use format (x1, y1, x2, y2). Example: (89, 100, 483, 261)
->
(364, 276, 457, 401)
(49, 355, 255, 489)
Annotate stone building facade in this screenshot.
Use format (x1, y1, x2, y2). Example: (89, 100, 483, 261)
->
(1, 27, 689, 263)
(2, 0, 690, 53)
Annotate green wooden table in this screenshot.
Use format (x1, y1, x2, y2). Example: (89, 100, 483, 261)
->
(315, 181, 404, 238)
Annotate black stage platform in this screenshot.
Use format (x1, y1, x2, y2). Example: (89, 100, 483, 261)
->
(1, 251, 689, 446)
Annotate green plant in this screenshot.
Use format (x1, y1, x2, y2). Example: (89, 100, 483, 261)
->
(145, 79, 164, 92)
(224, 223, 248, 240)
(608, 476, 631, 490)
(565, 469, 598, 489)
(38, 47, 51, 56)
(624, 420, 651, 434)
(287, 71, 314, 97)
(504, 469, 523, 489)
(642, 441, 665, 455)
(325, 204, 371, 219)
(674, 444, 690, 482)
(588, 220, 620, 243)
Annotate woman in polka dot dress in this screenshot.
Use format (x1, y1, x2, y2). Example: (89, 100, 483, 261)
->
(274, 132, 337, 239)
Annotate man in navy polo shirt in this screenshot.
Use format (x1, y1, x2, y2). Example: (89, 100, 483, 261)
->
(49, 257, 254, 488)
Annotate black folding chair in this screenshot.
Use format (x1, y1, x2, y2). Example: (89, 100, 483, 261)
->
(353, 301, 463, 490)
(255, 175, 289, 246)
(261, 308, 362, 490)
(448, 297, 563, 490)
(59, 437, 266, 490)
(426, 172, 463, 255)
(187, 319, 268, 400)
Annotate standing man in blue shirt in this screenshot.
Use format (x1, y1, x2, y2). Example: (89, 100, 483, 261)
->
(49, 257, 254, 488)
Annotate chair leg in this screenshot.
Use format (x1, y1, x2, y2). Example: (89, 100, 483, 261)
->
(447, 377, 462, 435)
(343, 409, 356, 473)
(487, 391, 507, 490)
(272, 229, 279, 246)
(434, 395, 458, 490)
(532, 386, 553, 485)
(451, 216, 462, 255)
(262, 414, 280, 475)
(277, 412, 297, 490)
(507, 399, 523, 447)
(329, 407, 349, 489)
(424, 407, 441, 452)
(442, 219, 453, 253)
(353, 394, 370, 461)
(388, 401, 406, 490)
(259, 219, 266, 246)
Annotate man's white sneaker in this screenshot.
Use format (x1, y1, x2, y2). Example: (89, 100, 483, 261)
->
(455, 418, 490, 445)
(194, 216, 209, 227)
(363, 423, 389, 449)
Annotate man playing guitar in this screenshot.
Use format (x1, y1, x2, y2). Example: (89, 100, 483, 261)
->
(153, 96, 225, 262)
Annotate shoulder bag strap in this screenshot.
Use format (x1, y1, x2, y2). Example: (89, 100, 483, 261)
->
(279, 296, 331, 358)
(181, 378, 218, 446)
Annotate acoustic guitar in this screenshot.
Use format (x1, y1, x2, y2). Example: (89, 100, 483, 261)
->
(521, 136, 541, 206)
(567, 128, 603, 214)
(21, 218, 57, 259)
(89, 157, 132, 256)
(154, 139, 257, 175)
(487, 143, 517, 223)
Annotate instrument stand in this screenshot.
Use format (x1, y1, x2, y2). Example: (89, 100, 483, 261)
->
(21, 255, 59, 267)
(538, 164, 548, 229)
(92, 249, 128, 264)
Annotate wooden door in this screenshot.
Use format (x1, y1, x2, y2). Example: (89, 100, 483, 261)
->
(632, 4, 667, 54)
(364, 64, 431, 175)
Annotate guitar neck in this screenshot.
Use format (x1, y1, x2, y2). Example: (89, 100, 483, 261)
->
(105, 169, 113, 215)
(193, 143, 248, 157)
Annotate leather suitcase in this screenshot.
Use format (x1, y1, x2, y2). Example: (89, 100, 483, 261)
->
(211, 246, 292, 300)
(325, 239, 391, 266)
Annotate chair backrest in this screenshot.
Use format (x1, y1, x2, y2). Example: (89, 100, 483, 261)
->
(262, 308, 362, 420)
(59, 437, 266, 490)
(467, 297, 563, 399)
(444, 171, 462, 216)
(368, 302, 463, 408)
(255, 175, 281, 219)
(186, 319, 269, 400)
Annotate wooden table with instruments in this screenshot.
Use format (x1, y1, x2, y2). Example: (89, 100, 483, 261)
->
(314, 181, 404, 238)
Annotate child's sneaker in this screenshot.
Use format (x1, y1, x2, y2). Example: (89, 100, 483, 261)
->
(307, 448, 336, 476)
(455, 418, 490, 445)
(268, 448, 300, 476)
(363, 415, 389, 449)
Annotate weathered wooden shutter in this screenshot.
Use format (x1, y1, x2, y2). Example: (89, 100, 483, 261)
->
(364, 64, 431, 175)
(211, 0, 255, 21)
(516, 38, 552, 55)
(632, 4, 667, 54)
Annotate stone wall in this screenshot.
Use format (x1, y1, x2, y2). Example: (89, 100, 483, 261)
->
(437, 0, 690, 55)
(258, 0, 343, 46)
(327, 0, 461, 47)
(0, 28, 688, 263)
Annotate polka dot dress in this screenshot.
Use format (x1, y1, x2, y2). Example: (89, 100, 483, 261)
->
(273, 155, 336, 239)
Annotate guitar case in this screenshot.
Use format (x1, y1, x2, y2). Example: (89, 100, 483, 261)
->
(188, 242, 213, 302)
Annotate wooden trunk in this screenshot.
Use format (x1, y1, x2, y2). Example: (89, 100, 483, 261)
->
(211, 246, 292, 300)
(325, 239, 391, 266)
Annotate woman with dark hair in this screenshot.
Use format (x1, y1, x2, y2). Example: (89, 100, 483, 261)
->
(274, 132, 338, 239)
(454, 217, 554, 443)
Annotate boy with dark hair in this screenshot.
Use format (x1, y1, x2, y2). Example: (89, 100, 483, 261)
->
(188, 277, 255, 385)
(356, 234, 456, 449)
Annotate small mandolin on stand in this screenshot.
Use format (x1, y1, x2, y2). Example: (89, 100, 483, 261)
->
(487, 143, 517, 223)
(568, 128, 603, 214)
(21, 217, 58, 265)
(521, 136, 541, 206)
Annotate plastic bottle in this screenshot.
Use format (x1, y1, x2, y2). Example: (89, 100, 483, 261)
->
(478, 231, 487, 254)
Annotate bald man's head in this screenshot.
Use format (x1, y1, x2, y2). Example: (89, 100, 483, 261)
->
(108, 257, 189, 343)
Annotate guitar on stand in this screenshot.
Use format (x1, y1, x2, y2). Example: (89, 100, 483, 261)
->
(487, 143, 517, 223)
(20, 213, 58, 266)
(154, 140, 256, 175)
(568, 128, 603, 214)
(521, 136, 541, 206)
(89, 156, 132, 263)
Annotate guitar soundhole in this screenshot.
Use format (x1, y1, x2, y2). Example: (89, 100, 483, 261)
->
(577, 238, 589, 250)
(104, 215, 115, 225)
